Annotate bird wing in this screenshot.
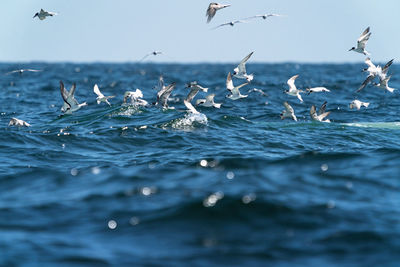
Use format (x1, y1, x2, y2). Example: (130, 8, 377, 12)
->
(232, 82, 249, 95)
(319, 101, 327, 115)
(93, 84, 104, 98)
(185, 88, 199, 102)
(60, 81, 71, 108)
(357, 75, 374, 92)
(382, 59, 394, 75)
(357, 28, 371, 49)
(287, 74, 299, 89)
(206, 5, 216, 23)
(226, 72, 234, 91)
(184, 100, 199, 114)
(310, 105, 318, 120)
(206, 93, 216, 102)
(284, 101, 295, 114)
(5, 70, 19, 75)
(159, 82, 176, 107)
(237, 52, 254, 74)
(364, 57, 375, 69)
(211, 22, 230, 30)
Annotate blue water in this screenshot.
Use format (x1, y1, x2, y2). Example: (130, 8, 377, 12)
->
(1, 63, 400, 266)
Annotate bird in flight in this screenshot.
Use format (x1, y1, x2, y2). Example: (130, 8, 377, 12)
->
(206, 3, 231, 23)
(33, 9, 58, 20)
(5, 69, 42, 75)
(349, 27, 371, 55)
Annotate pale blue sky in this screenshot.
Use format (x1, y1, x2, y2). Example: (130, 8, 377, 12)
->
(0, 0, 399, 63)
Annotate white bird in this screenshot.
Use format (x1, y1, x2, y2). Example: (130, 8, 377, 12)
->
(196, 93, 222, 108)
(33, 9, 58, 20)
(358, 58, 394, 92)
(245, 13, 285, 20)
(349, 100, 370, 110)
(140, 51, 162, 62)
(93, 84, 115, 106)
(306, 87, 330, 95)
(233, 52, 254, 82)
(374, 75, 395, 93)
(280, 102, 297, 121)
(155, 82, 176, 108)
(212, 20, 248, 30)
(285, 75, 303, 103)
(248, 88, 267, 96)
(310, 101, 331, 123)
(60, 81, 87, 114)
(5, 69, 42, 75)
(349, 27, 371, 55)
(206, 3, 231, 23)
(8, 118, 30, 127)
(226, 72, 248, 100)
(123, 89, 148, 105)
(185, 81, 208, 103)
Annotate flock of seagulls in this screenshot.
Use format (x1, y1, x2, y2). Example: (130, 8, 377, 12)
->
(5, 4, 397, 127)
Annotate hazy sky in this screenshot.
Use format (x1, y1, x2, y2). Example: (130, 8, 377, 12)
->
(1, 0, 399, 63)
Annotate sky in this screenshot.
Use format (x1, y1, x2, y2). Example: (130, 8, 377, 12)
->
(0, 0, 399, 63)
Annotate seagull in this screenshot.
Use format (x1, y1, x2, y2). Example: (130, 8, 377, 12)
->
(139, 51, 162, 62)
(8, 118, 30, 127)
(196, 93, 222, 108)
(212, 20, 248, 30)
(349, 100, 370, 110)
(155, 82, 176, 108)
(349, 27, 371, 55)
(245, 13, 285, 20)
(285, 75, 303, 103)
(306, 87, 330, 95)
(280, 102, 297, 121)
(226, 72, 248, 100)
(185, 81, 208, 102)
(33, 9, 58, 20)
(374, 75, 395, 93)
(233, 52, 254, 82)
(5, 69, 42, 75)
(93, 84, 115, 106)
(206, 3, 231, 23)
(60, 81, 87, 114)
(310, 101, 331, 123)
(248, 88, 268, 96)
(123, 89, 148, 105)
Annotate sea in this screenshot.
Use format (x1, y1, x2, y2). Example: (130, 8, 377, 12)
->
(0, 62, 399, 266)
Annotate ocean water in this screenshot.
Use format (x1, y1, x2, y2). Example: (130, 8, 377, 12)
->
(0, 63, 400, 266)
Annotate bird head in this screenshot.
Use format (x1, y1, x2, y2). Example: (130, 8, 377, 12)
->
(349, 47, 355, 51)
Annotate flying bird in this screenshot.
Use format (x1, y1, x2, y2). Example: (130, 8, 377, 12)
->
(349, 100, 370, 110)
(233, 52, 254, 82)
(8, 118, 30, 127)
(245, 13, 285, 20)
(93, 84, 115, 106)
(280, 102, 297, 121)
(196, 93, 222, 108)
(226, 72, 248, 100)
(206, 3, 231, 23)
(306, 87, 330, 95)
(5, 69, 42, 75)
(60, 81, 87, 114)
(139, 51, 162, 62)
(358, 58, 394, 92)
(285, 75, 303, 103)
(212, 20, 248, 30)
(349, 27, 371, 55)
(33, 9, 58, 20)
(310, 101, 331, 123)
